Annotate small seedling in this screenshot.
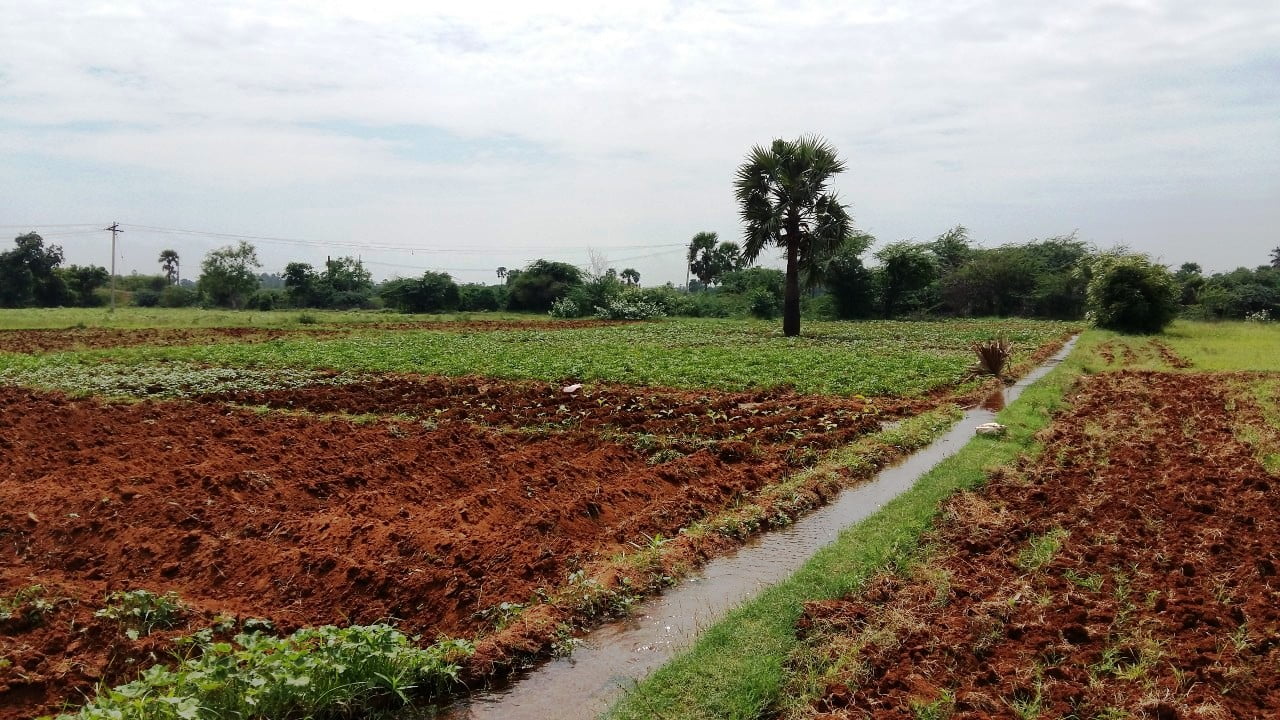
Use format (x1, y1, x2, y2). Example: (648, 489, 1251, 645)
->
(1016, 528, 1067, 572)
(95, 589, 187, 637)
(0, 585, 55, 629)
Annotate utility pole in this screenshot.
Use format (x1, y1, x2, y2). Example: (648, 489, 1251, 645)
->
(106, 222, 122, 311)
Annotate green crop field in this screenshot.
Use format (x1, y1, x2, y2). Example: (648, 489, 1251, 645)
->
(0, 306, 541, 329)
(0, 316, 1074, 398)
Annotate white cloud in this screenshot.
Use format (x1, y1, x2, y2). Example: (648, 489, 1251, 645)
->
(1, 0, 1278, 282)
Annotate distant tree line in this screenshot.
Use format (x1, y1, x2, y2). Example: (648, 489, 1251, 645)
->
(0, 232, 115, 308)
(3, 221, 1273, 332)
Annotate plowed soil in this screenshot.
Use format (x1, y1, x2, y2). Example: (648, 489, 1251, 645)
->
(201, 374, 929, 447)
(0, 319, 625, 354)
(1093, 338, 1191, 369)
(0, 378, 884, 719)
(791, 371, 1280, 719)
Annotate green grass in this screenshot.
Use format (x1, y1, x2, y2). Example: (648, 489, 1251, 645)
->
(604, 330, 1103, 720)
(0, 307, 545, 330)
(1, 318, 1073, 398)
(1160, 320, 1280, 371)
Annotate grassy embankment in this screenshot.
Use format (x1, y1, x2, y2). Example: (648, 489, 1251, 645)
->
(608, 320, 1276, 720)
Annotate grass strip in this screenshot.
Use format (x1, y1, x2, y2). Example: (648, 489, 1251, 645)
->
(605, 331, 1102, 720)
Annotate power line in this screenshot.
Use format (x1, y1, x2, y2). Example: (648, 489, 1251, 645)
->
(9, 220, 693, 280)
(361, 246, 687, 276)
(0, 223, 102, 230)
(34, 229, 106, 238)
(118, 222, 686, 255)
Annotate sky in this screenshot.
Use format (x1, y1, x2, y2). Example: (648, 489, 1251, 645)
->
(1, 0, 1278, 285)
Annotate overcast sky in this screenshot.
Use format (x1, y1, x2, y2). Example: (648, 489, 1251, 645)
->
(2, 0, 1277, 285)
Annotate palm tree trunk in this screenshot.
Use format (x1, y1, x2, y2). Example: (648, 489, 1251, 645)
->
(783, 226, 801, 337)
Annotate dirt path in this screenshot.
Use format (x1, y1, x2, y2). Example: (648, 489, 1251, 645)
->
(790, 371, 1279, 719)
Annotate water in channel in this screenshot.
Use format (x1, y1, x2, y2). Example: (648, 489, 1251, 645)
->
(433, 337, 1077, 720)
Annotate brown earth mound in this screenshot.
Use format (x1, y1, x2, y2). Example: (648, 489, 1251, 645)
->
(0, 378, 881, 719)
(0, 319, 625, 354)
(791, 371, 1280, 719)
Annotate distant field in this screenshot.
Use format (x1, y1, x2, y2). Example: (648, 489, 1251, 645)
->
(0, 306, 545, 329)
(0, 316, 1075, 398)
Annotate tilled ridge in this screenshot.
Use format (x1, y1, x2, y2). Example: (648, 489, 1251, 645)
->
(789, 371, 1280, 719)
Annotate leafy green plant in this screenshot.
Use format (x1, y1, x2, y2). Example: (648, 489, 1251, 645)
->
(548, 296, 581, 318)
(475, 601, 526, 631)
(95, 589, 187, 637)
(594, 294, 666, 320)
(62, 625, 473, 720)
(0, 584, 55, 629)
(748, 288, 781, 320)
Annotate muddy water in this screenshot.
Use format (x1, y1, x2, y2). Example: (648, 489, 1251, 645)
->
(432, 338, 1077, 720)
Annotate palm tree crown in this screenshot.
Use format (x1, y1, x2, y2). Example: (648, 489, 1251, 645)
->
(734, 135, 852, 336)
(159, 249, 180, 285)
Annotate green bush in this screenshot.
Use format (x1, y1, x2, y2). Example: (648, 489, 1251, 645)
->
(1086, 253, 1179, 334)
(567, 274, 624, 315)
(748, 288, 781, 319)
(245, 289, 286, 311)
(802, 293, 837, 320)
(133, 289, 162, 307)
(328, 289, 376, 310)
(594, 291, 667, 320)
(720, 267, 784, 297)
(459, 284, 504, 311)
(507, 259, 583, 312)
(548, 296, 581, 318)
(380, 272, 460, 313)
(159, 285, 199, 308)
(825, 249, 877, 318)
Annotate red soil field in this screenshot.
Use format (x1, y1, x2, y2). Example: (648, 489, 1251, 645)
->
(793, 371, 1279, 719)
(0, 319, 626, 354)
(0, 378, 888, 719)
(200, 374, 934, 446)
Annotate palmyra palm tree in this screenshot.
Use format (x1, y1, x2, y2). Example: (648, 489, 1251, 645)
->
(159, 249, 180, 285)
(734, 135, 853, 336)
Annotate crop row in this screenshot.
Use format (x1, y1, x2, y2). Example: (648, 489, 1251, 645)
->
(0, 318, 1075, 397)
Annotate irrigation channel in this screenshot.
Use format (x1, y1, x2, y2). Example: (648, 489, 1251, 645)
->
(432, 337, 1078, 720)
